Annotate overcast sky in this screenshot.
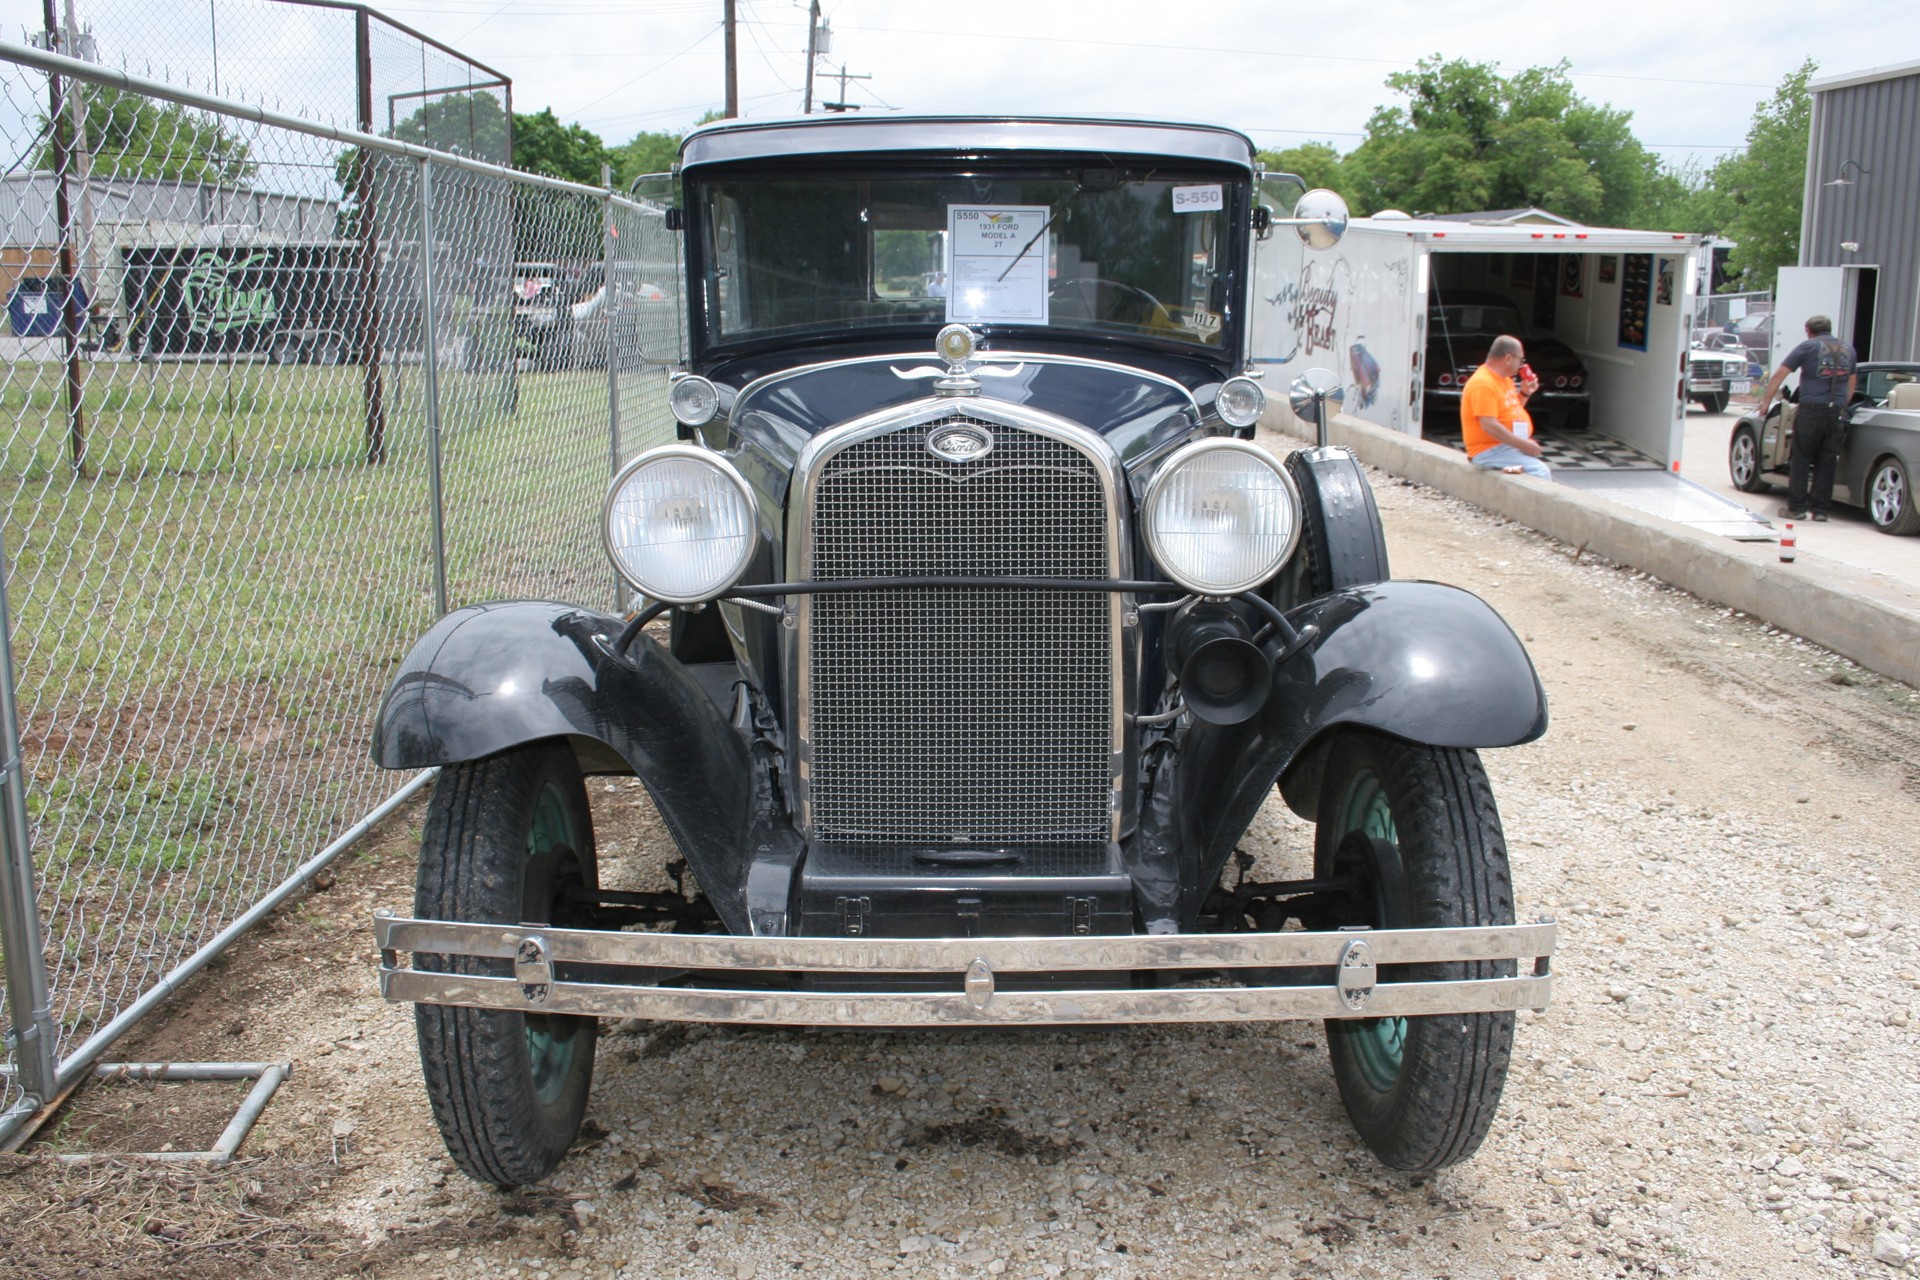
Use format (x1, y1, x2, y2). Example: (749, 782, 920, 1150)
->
(6, 0, 1917, 176)
(380, 0, 1917, 171)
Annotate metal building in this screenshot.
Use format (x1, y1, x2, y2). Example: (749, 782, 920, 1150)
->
(1796, 58, 1920, 363)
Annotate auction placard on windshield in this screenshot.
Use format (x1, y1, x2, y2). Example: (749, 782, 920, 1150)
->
(945, 205, 1050, 325)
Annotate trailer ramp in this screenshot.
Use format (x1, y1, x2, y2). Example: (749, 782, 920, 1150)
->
(1554, 470, 1775, 541)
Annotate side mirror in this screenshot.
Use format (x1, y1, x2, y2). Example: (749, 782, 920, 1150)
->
(1292, 189, 1349, 250)
(1289, 366, 1346, 447)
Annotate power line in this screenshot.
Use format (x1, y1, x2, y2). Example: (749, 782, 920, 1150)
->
(560, 21, 722, 120)
(583, 88, 789, 134)
(828, 23, 1777, 92)
(739, 0, 801, 93)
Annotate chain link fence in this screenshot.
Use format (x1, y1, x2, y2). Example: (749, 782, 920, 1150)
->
(0, 38, 678, 1141)
(1692, 290, 1773, 330)
(11, 0, 512, 151)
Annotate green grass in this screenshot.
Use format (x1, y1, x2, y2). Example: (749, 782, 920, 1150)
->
(1, 355, 675, 1046)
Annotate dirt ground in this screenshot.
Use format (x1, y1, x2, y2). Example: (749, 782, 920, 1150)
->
(4, 444, 1918, 1280)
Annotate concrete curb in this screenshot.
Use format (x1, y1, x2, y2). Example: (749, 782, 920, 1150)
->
(1266, 409, 1920, 691)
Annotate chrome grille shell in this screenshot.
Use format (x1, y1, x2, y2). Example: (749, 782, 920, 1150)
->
(787, 398, 1130, 844)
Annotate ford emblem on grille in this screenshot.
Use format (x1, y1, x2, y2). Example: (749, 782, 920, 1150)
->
(927, 423, 994, 463)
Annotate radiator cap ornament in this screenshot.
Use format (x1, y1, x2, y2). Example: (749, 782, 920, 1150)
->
(933, 323, 983, 397)
(928, 422, 994, 464)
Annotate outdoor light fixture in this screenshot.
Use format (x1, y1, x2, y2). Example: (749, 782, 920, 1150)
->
(1824, 159, 1871, 187)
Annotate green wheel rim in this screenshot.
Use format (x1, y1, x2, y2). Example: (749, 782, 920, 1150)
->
(1337, 769, 1408, 1092)
(525, 783, 578, 1107)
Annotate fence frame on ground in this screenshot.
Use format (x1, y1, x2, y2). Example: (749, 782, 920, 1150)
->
(0, 39, 677, 1149)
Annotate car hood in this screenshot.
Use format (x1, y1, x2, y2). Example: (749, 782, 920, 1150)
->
(715, 353, 1206, 477)
(1426, 332, 1587, 381)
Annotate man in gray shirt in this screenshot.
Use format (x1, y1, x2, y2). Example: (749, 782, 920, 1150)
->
(1756, 315, 1858, 521)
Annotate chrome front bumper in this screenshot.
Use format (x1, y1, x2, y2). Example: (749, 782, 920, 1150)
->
(375, 913, 1555, 1027)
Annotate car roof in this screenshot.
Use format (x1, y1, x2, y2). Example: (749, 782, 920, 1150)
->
(1431, 291, 1523, 309)
(679, 115, 1258, 171)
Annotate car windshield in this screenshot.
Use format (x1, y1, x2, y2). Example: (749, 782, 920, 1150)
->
(691, 164, 1243, 353)
(1862, 367, 1918, 403)
(1430, 302, 1526, 336)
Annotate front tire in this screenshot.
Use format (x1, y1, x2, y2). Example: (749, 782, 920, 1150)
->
(1701, 391, 1729, 415)
(1314, 731, 1516, 1171)
(414, 742, 598, 1186)
(1867, 455, 1920, 535)
(1729, 423, 1769, 493)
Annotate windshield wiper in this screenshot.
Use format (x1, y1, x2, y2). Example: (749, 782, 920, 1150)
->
(997, 211, 1060, 282)
(993, 165, 1137, 283)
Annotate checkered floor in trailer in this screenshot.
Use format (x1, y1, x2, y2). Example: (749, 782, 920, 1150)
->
(1426, 428, 1663, 470)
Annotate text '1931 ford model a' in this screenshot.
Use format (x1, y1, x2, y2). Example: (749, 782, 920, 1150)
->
(371, 116, 1556, 1188)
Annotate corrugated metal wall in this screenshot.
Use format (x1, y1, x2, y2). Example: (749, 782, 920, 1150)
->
(1804, 68, 1920, 362)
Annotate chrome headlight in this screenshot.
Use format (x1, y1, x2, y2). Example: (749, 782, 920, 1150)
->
(668, 374, 721, 427)
(603, 445, 758, 604)
(1215, 376, 1267, 428)
(1142, 440, 1302, 595)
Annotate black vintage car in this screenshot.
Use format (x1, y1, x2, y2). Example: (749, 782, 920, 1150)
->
(1425, 290, 1591, 431)
(371, 116, 1556, 1188)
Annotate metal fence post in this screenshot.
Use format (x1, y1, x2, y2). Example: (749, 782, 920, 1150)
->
(0, 533, 58, 1113)
(603, 166, 622, 474)
(602, 168, 627, 612)
(417, 156, 450, 618)
(355, 6, 389, 465)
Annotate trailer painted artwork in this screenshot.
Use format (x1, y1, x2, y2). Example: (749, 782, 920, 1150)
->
(1258, 246, 1416, 431)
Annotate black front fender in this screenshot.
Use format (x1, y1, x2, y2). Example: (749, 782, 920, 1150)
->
(373, 602, 796, 936)
(1170, 580, 1546, 921)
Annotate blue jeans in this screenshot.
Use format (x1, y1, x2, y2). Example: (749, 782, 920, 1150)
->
(1472, 444, 1552, 480)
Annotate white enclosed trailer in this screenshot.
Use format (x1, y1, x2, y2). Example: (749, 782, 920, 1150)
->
(1253, 214, 1705, 470)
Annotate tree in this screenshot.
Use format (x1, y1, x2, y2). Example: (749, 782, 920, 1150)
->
(612, 130, 683, 186)
(1631, 156, 1716, 238)
(390, 90, 509, 165)
(611, 111, 726, 188)
(35, 84, 252, 184)
(512, 108, 612, 184)
(1338, 57, 1668, 226)
(1697, 61, 1816, 291)
(1255, 143, 1348, 201)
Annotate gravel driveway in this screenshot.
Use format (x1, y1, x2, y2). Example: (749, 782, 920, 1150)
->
(7, 439, 1918, 1280)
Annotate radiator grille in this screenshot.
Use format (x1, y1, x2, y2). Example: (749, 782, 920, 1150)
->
(805, 415, 1113, 844)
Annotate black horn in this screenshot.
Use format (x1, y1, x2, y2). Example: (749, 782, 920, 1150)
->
(1169, 603, 1273, 726)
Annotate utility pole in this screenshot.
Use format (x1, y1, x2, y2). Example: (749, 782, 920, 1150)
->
(722, 0, 738, 118)
(62, 0, 95, 300)
(821, 63, 869, 113)
(802, 0, 825, 115)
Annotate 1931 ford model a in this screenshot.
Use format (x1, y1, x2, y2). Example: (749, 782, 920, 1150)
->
(371, 116, 1555, 1188)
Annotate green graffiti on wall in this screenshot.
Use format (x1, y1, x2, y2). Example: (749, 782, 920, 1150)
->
(180, 251, 280, 334)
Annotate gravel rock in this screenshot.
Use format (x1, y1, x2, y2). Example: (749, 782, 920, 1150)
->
(115, 452, 1920, 1280)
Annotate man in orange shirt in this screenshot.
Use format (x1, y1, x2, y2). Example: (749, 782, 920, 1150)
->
(1460, 335, 1551, 480)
